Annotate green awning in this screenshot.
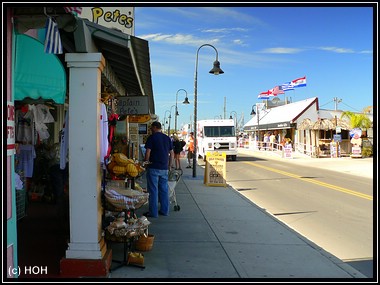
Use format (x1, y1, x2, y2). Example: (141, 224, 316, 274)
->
(14, 34, 66, 104)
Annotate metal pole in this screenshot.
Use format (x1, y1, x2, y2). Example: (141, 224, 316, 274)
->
(193, 53, 199, 177)
(175, 89, 188, 134)
(175, 93, 178, 133)
(257, 107, 260, 143)
(193, 44, 222, 177)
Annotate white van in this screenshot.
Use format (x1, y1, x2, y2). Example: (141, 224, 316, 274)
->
(196, 119, 238, 161)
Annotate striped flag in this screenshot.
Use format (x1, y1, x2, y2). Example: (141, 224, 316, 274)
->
(63, 7, 82, 15)
(258, 90, 273, 99)
(271, 85, 285, 95)
(291, 76, 307, 88)
(281, 82, 295, 91)
(44, 17, 63, 54)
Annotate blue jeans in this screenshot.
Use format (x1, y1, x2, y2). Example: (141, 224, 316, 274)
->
(146, 168, 169, 217)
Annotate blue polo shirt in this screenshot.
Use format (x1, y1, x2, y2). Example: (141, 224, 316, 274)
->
(144, 132, 173, 170)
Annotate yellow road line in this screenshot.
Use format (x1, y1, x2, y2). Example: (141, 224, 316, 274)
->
(243, 161, 373, 201)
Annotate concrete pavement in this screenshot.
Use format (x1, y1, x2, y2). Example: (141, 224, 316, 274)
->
(107, 150, 373, 280)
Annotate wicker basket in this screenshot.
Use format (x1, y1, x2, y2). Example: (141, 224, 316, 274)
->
(135, 234, 155, 251)
(127, 252, 144, 266)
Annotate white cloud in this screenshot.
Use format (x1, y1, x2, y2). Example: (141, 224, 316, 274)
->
(259, 47, 303, 54)
(202, 27, 249, 33)
(139, 33, 220, 47)
(319, 47, 354, 53)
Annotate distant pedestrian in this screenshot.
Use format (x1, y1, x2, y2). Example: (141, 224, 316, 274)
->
(269, 132, 276, 150)
(263, 133, 270, 150)
(173, 135, 186, 170)
(186, 132, 195, 168)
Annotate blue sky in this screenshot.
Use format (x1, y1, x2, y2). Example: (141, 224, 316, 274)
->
(134, 5, 374, 131)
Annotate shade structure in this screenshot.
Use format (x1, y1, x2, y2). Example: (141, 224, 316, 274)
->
(14, 34, 66, 104)
(331, 118, 351, 130)
(298, 118, 313, 130)
(311, 118, 334, 130)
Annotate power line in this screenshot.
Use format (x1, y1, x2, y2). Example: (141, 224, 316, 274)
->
(340, 101, 362, 112)
(319, 99, 334, 108)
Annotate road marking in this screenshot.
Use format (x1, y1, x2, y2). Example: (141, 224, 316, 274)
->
(243, 161, 373, 201)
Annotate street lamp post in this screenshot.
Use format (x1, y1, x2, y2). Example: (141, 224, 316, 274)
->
(164, 110, 171, 135)
(250, 105, 260, 148)
(168, 105, 176, 136)
(193, 44, 224, 177)
(175, 89, 189, 133)
(229, 111, 237, 135)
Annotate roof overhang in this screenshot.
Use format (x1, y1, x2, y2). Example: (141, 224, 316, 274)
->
(76, 18, 154, 114)
(243, 97, 319, 132)
(11, 7, 155, 114)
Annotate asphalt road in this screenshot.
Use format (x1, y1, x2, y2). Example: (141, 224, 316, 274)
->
(221, 154, 373, 278)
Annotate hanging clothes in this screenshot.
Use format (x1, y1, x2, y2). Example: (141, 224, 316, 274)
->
(17, 144, 36, 178)
(60, 111, 69, 170)
(105, 113, 119, 160)
(15, 106, 36, 145)
(100, 103, 109, 163)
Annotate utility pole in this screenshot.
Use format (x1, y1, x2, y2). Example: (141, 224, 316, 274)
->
(224, 96, 226, 119)
(333, 97, 342, 110)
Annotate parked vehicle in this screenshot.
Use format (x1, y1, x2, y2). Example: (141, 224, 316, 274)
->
(196, 119, 238, 161)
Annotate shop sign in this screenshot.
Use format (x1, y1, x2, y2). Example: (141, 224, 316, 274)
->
(128, 115, 151, 123)
(117, 96, 149, 115)
(283, 144, 292, 159)
(351, 146, 362, 155)
(7, 101, 15, 156)
(204, 151, 226, 187)
(333, 134, 342, 142)
(80, 7, 134, 35)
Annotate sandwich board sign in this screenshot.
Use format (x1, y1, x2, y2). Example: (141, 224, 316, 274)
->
(204, 151, 226, 187)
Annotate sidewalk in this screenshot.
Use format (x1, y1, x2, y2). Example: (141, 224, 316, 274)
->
(237, 147, 374, 179)
(107, 155, 369, 280)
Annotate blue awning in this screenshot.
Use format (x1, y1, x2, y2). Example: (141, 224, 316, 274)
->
(14, 34, 66, 104)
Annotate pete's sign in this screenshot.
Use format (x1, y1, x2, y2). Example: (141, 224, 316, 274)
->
(80, 7, 134, 35)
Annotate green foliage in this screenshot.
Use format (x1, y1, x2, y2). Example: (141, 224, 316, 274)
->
(340, 111, 372, 129)
(361, 146, 373, 157)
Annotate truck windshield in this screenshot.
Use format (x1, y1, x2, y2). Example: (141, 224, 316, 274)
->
(204, 126, 235, 137)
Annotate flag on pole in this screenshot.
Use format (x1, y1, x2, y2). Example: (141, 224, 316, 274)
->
(271, 85, 285, 95)
(290, 76, 307, 88)
(44, 17, 63, 54)
(281, 82, 295, 91)
(63, 7, 82, 15)
(258, 90, 273, 99)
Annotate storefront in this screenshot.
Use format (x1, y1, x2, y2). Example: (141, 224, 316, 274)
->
(6, 6, 154, 278)
(243, 97, 319, 152)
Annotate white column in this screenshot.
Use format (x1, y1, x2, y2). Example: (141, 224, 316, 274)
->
(65, 53, 106, 259)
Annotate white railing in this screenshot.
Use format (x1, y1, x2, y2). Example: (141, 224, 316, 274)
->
(294, 142, 317, 158)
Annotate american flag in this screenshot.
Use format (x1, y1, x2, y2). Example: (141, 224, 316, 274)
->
(63, 7, 82, 15)
(44, 17, 63, 54)
(271, 85, 285, 95)
(281, 82, 295, 91)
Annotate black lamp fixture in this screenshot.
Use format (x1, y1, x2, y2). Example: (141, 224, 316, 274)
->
(209, 60, 224, 75)
(183, 96, 190, 104)
(250, 105, 256, 116)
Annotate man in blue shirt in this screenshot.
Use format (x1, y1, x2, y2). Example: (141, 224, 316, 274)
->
(144, 121, 174, 217)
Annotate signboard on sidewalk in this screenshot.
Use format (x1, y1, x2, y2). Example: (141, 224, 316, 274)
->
(204, 151, 226, 187)
(283, 144, 292, 159)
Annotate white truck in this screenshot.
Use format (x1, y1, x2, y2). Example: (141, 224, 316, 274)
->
(196, 119, 238, 161)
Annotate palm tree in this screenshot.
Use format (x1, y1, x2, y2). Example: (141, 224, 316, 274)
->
(340, 111, 372, 130)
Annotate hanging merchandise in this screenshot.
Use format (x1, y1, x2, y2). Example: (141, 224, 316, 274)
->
(100, 103, 109, 163)
(60, 111, 69, 170)
(105, 113, 119, 160)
